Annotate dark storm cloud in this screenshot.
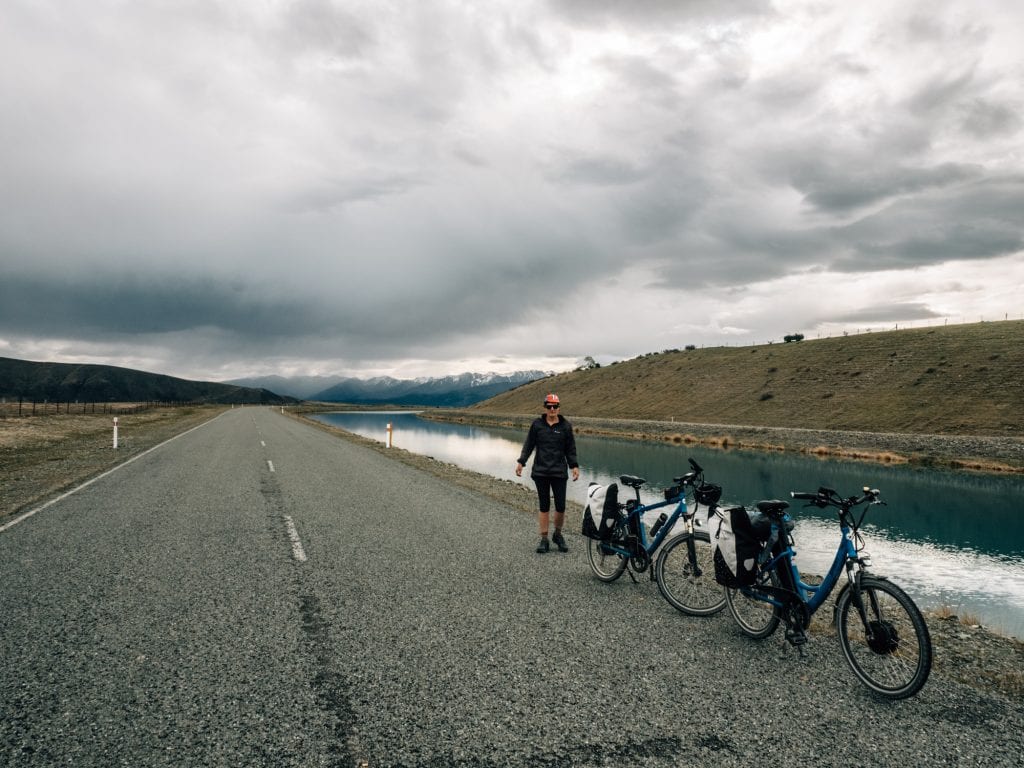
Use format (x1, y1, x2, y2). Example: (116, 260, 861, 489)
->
(834, 177, 1024, 270)
(834, 303, 942, 324)
(1, 1, 1022, 378)
(791, 161, 983, 213)
(0, 272, 326, 338)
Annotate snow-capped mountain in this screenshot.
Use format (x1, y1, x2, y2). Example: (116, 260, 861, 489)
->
(228, 370, 551, 406)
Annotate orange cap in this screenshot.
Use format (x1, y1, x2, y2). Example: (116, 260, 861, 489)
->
(544, 393, 560, 405)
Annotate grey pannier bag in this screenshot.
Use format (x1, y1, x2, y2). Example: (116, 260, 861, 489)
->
(709, 506, 763, 588)
(582, 482, 620, 541)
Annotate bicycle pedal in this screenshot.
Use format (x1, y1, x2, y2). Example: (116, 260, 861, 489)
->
(785, 629, 808, 647)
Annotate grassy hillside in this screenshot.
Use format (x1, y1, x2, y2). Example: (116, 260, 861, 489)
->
(473, 321, 1024, 436)
(0, 357, 295, 406)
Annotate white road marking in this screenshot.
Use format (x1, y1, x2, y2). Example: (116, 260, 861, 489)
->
(0, 413, 223, 534)
(283, 516, 307, 562)
(267, 460, 275, 472)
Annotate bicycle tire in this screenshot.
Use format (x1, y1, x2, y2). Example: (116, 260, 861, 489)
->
(726, 570, 782, 639)
(587, 537, 627, 582)
(655, 531, 726, 616)
(835, 576, 932, 699)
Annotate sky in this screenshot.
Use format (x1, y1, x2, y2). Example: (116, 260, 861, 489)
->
(2, 0, 1022, 382)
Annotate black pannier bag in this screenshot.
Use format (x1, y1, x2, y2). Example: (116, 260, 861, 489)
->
(582, 482, 621, 541)
(709, 506, 764, 588)
(694, 482, 722, 508)
(691, 481, 723, 529)
(663, 483, 684, 502)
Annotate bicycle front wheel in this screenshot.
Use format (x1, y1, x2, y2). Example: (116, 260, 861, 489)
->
(655, 532, 726, 616)
(835, 576, 932, 699)
(587, 538, 627, 582)
(726, 570, 782, 639)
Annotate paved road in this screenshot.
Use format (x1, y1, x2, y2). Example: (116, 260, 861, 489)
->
(2, 408, 1022, 767)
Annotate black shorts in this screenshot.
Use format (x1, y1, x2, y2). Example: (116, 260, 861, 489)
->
(533, 475, 568, 513)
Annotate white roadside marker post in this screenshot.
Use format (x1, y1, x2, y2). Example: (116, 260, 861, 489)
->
(113, 417, 119, 449)
(386, 422, 393, 448)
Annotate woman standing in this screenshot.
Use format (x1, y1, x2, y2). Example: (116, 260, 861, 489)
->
(515, 393, 580, 553)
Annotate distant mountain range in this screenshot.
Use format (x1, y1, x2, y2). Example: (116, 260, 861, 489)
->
(228, 371, 552, 406)
(0, 356, 550, 408)
(0, 357, 295, 405)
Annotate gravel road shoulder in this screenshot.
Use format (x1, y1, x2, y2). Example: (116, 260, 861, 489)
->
(294, 411, 1024, 705)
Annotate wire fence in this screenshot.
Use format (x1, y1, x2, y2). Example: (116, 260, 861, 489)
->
(0, 401, 177, 419)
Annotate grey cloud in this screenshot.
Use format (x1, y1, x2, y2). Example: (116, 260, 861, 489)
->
(548, 0, 768, 27)
(280, 173, 424, 214)
(792, 162, 983, 213)
(833, 303, 942, 323)
(0, 272, 326, 338)
(847, 225, 1023, 270)
(834, 177, 1024, 270)
(600, 53, 681, 102)
(557, 155, 649, 186)
(960, 98, 1022, 138)
(277, 0, 373, 60)
(2, 1, 1023, 379)
(907, 67, 979, 117)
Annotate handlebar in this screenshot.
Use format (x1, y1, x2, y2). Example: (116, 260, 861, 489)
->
(790, 486, 884, 511)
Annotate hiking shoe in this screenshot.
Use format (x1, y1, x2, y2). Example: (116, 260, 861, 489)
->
(552, 531, 568, 553)
(536, 537, 550, 553)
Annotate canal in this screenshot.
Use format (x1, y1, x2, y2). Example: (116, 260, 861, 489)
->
(313, 411, 1024, 639)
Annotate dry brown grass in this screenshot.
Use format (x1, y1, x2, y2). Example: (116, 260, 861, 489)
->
(474, 320, 1024, 437)
(0, 405, 228, 520)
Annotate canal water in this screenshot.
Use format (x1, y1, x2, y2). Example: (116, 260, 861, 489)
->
(313, 411, 1024, 639)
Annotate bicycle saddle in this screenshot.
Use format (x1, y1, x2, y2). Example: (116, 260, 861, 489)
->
(619, 475, 646, 489)
(756, 500, 790, 517)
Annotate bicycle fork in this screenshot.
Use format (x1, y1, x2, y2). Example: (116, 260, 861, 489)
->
(843, 558, 893, 650)
(683, 518, 705, 579)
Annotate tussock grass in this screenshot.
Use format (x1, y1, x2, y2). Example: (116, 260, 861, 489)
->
(931, 605, 983, 626)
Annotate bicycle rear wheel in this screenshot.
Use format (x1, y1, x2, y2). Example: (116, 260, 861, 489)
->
(835, 576, 932, 699)
(655, 532, 726, 616)
(587, 537, 627, 582)
(726, 570, 782, 639)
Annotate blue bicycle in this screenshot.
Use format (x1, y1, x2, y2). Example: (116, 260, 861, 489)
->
(587, 458, 726, 617)
(724, 486, 932, 699)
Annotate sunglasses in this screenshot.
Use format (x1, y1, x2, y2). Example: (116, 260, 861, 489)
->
(545, 403, 560, 409)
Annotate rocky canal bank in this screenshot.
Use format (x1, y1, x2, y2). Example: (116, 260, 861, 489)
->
(425, 410, 1024, 474)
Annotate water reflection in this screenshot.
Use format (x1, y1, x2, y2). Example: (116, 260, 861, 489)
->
(313, 411, 1024, 638)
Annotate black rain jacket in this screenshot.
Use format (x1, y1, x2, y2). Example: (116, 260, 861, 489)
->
(517, 415, 579, 478)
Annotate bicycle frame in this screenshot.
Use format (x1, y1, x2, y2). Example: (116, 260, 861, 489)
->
(600, 492, 696, 559)
(729, 486, 932, 698)
(747, 515, 861, 617)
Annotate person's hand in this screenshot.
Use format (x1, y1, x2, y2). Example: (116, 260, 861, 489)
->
(515, 462, 523, 477)
(571, 467, 580, 481)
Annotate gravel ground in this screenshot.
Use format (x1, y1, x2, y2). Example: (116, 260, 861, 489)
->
(286, 411, 1024, 767)
(295, 412, 1024, 707)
